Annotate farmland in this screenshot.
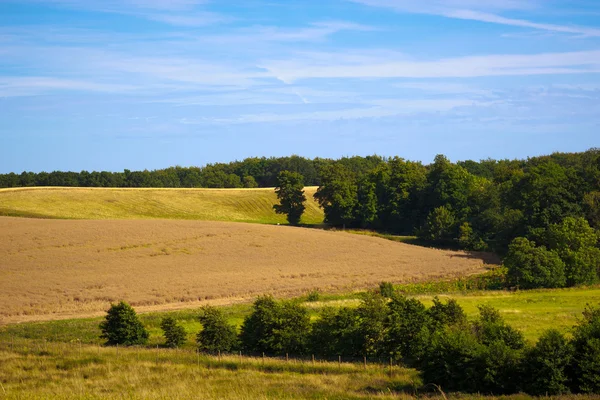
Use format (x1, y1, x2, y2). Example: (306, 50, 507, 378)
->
(0, 216, 491, 323)
(0, 186, 323, 224)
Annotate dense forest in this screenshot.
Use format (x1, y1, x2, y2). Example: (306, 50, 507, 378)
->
(3, 149, 600, 286)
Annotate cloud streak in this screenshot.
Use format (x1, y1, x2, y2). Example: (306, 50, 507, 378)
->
(351, 0, 600, 36)
(263, 50, 600, 82)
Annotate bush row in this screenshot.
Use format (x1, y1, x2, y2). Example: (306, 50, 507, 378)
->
(101, 296, 600, 395)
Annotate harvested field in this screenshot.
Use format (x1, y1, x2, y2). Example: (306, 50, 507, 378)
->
(0, 186, 324, 224)
(0, 217, 494, 324)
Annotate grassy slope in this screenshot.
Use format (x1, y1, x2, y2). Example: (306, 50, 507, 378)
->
(2, 287, 599, 399)
(0, 186, 324, 225)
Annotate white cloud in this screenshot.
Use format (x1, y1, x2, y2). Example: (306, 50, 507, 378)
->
(351, 0, 600, 36)
(262, 50, 600, 82)
(0, 77, 138, 97)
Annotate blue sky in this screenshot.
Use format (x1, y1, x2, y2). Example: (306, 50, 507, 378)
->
(1, 0, 599, 173)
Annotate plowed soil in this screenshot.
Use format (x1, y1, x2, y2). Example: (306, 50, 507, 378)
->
(0, 217, 494, 324)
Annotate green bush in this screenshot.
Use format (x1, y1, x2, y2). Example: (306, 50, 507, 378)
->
(474, 305, 525, 350)
(504, 237, 566, 289)
(420, 327, 483, 393)
(546, 217, 600, 286)
(310, 307, 360, 357)
(240, 296, 310, 355)
(427, 297, 467, 329)
(570, 305, 600, 393)
(386, 295, 431, 364)
(99, 301, 149, 346)
(160, 317, 187, 348)
(306, 289, 320, 302)
(523, 329, 573, 396)
(197, 306, 238, 353)
(378, 281, 395, 298)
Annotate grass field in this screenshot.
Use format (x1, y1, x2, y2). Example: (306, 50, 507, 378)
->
(0, 217, 491, 323)
(0, 186, 324, 224)
(1, 287, 599, 399)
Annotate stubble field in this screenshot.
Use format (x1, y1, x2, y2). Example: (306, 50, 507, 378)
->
(0, 216, 492, 324)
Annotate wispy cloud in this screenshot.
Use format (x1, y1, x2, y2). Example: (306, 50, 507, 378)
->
(263, 50, 600, 82)
(20, 0, 227, 27)
(351, 0, 600, 36)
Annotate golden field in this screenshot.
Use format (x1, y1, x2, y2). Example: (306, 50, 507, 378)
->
(0, 186, 324, 224)
(0, 217, 492, 323)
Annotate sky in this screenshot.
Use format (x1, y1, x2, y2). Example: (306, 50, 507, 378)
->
(1, 0, 599, 173)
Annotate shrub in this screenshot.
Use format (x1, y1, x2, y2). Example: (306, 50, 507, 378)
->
(306, 289, 320, 302)
(504, 237, 566, 289)
(310, 307, 360, 356)
(476, 340, 523, 394)
(386, 295, 431, 364)
(240, 296, 310, 355)
(378, 281, 395, 298)
(160, 317, 187, 348)
(420, 327, 483, 393)
(99, 301, 149, 346)
(474, 305, 525, 350)
(523, 329, 573, 396)
(569, 305, 600, 393)
(197, 306, 238, 353)
(427, 297, 467, 329)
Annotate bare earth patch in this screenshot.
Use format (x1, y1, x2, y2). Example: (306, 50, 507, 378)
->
(0, 217, 494, 324)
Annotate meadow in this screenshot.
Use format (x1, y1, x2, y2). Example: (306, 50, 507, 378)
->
(1, 286, 599, 399)
(0, 216, 490, 323)
(0, 186, 324, 224)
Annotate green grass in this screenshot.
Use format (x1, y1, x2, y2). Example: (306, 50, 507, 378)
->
(0, 337, 422, 399)
(2, 286, 599, 398)
(2, 286, 598, 347)
(0, 186, 324, 225)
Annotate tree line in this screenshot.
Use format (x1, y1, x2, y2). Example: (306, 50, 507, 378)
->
(101, 296, 600, 396)
(0, 155, 383, 189)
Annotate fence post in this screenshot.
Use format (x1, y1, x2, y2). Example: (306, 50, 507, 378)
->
(286, 353, 289, 363)
(364, 356, 367, 369)
(338, 355, 341, 369)
(262, 352, 265, 364)
(218, 350, 221, 362)
(312, 354, 315, 365)
(389, 357, 393, 378)
(239, 351, 242, 364)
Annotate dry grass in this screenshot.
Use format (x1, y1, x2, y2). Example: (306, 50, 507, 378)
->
(0, 217, 492, 324)
(0, 337, 422, 399)
(0, 186, 324, 225)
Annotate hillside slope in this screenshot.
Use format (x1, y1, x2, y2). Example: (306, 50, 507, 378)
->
(0, 217, 491, 323)
(0, 186, 323, 224)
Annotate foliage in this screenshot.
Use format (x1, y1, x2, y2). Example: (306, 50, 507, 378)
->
(522, 329, 573, 396)
(378, 281, 395, 298)
(570, 305, 600, 393)
(240, 296, 310, 355)
(419, 206, 457, 243)
(545, 217, 600, 286)
(473, 304, 525, 350)
(160, 317, 187, 348)
(99, 301, 149, 346)
(196, 306, 238, 353)
(273, 171, 306, 225)
(313, 164, 358, 226)
(504, 237, 567, 289)
(310, 307, 361, 357)
(385, 295, 431, 364)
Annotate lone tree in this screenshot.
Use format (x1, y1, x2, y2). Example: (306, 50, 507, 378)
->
(160, 317, 187, 348)
(273, 171, 306, 225)
(99, 301, 149, 346)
